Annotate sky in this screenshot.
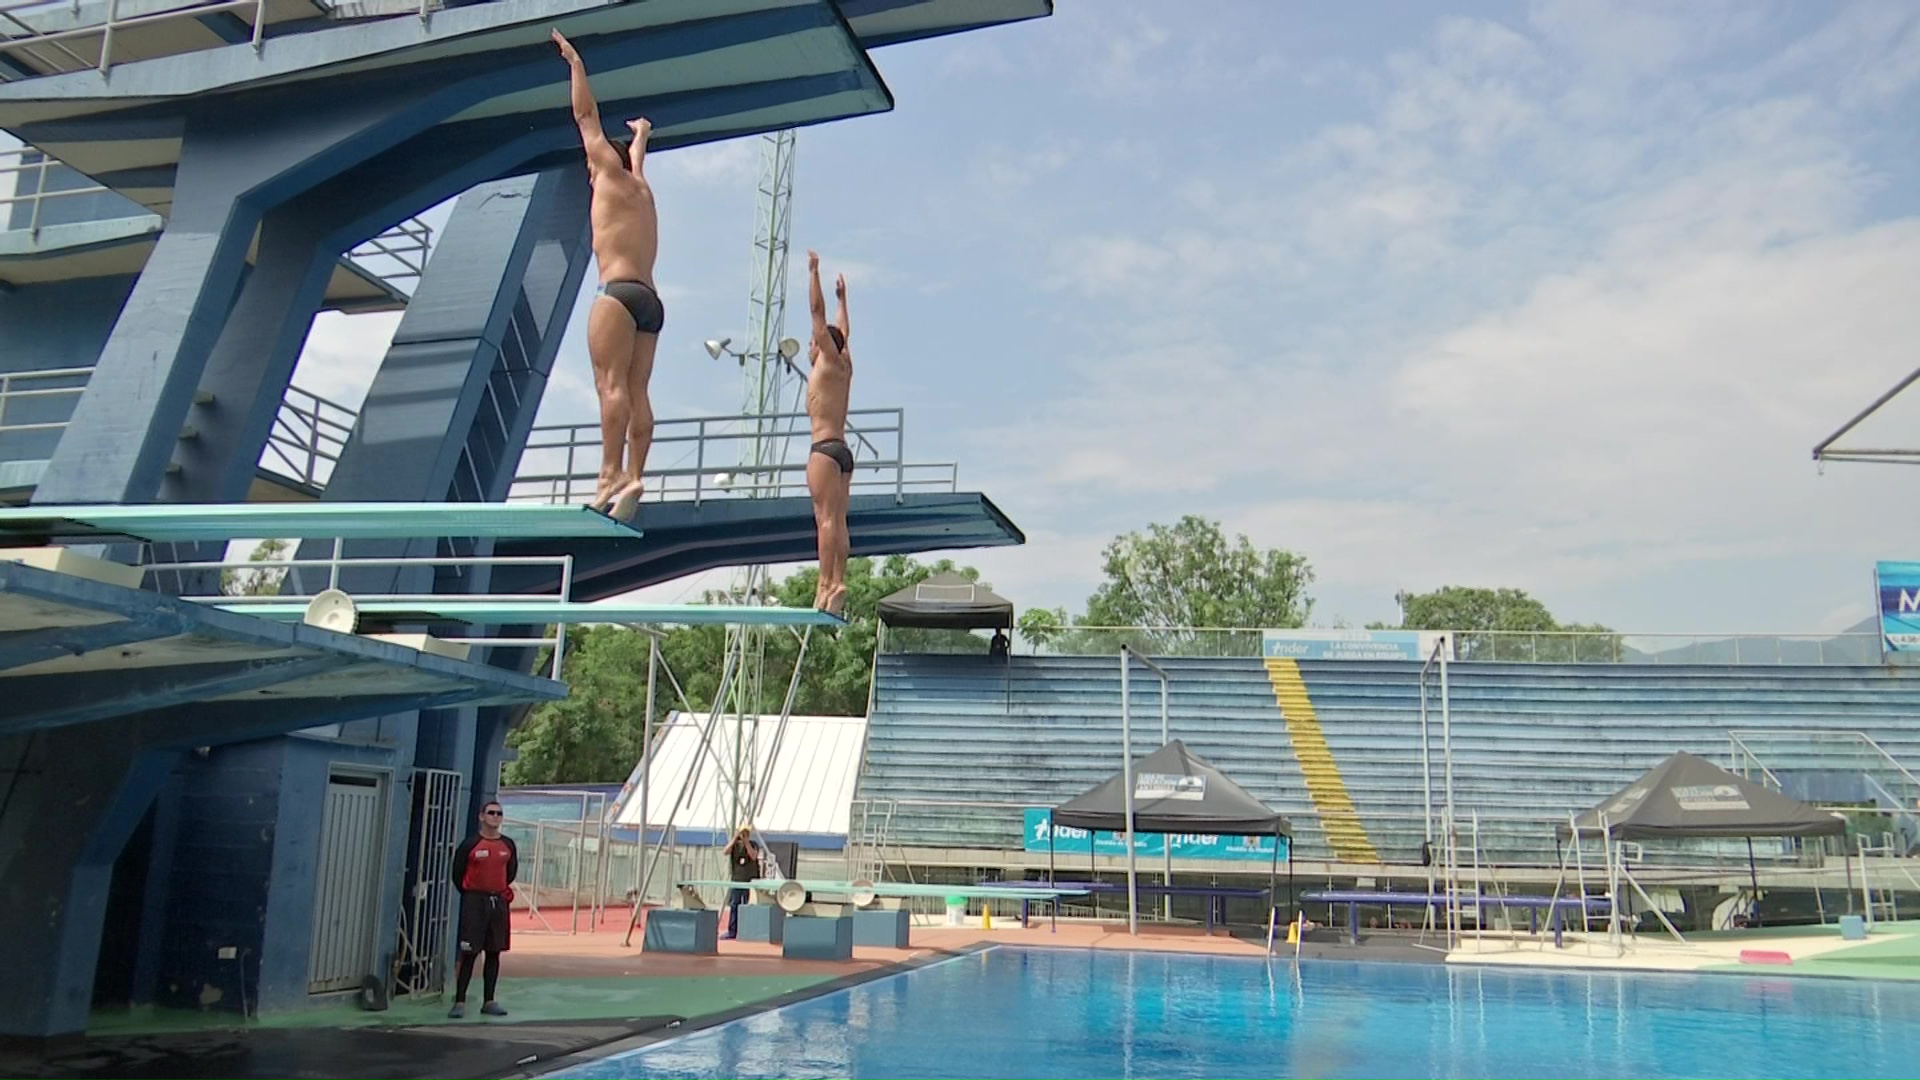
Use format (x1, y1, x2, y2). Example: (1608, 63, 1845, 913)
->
(290, 0, 1920, 636)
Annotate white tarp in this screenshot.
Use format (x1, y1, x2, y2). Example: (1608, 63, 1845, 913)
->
(608, 711, 868, 839)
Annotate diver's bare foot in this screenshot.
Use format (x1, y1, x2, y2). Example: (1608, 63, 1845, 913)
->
(609, 476, 645, 522)
(821, 585, 847, 618)
(590, 470, 620, 514)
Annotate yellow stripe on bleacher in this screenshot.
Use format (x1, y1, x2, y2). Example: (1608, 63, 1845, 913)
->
(1264, 657, 1379, 864)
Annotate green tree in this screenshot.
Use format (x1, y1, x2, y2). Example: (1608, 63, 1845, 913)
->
(502, 554, 986, 784)
(221, 538, 290, 596)
(1071, 515, 1314, 656)
(1017, 606, 1069, 650)
(1381, 585, 1620, 662)
(502, 624, 655, 784)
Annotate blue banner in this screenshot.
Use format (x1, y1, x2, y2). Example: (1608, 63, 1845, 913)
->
(1260, 629, 1443, 662)
(1876, 562, 1920, 652)
(1023, 810, 1286, 862)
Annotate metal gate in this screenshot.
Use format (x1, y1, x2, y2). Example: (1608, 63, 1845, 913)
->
(396, 768, 463, 1000)
(308, 770, 389, 994)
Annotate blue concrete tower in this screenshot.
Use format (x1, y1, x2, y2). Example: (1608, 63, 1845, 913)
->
(0, 0, 1047, 1046)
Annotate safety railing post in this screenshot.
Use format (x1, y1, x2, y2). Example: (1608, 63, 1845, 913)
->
(98, 0, 117, 73)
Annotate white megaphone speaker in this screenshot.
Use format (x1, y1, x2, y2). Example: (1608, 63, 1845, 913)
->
(775, 879, 808, 914)
(303, 589, 359, 634)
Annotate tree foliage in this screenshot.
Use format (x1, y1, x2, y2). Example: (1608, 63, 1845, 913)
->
(1379, 585, 1621, 661)
(1026, 516, 1314, 656)
(221, 538, 290, 596)
(502, 554, 984, 785)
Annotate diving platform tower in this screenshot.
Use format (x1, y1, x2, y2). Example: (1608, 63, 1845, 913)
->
(0, 0, 1046, 1047)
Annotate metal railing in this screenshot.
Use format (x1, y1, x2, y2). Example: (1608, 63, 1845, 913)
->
(0, 0, 280, 79)
(989, 626, 1886, 666)
(870, 798, 1843, 877)
(0, 0, 448, 82)
(151, 546, 584, 679)
(0, 364, 90, 436)
(2, 143, 433, 295)
(1729, 729, 1920, 854)
(263, 383, 356, 491)
(508, 407, 959, 507)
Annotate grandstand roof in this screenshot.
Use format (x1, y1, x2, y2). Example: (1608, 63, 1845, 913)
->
(1559, 752, 1847, 840)
(609, 711, 867, 841)
(1052, 739, 1292, 837)
(878, 570, 1012, 630)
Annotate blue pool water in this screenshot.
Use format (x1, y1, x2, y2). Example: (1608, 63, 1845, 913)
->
(546, 947, 1920, 1079)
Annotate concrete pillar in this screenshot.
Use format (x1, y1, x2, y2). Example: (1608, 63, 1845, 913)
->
(0, 729, 177, 1045)
(29, 81, 480, 508)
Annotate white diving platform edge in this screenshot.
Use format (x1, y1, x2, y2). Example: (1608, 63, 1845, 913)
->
(0, 501, 646, 544)
(213, 599, 847, 628)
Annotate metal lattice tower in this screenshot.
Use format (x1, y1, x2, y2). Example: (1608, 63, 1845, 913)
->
(721, 129, 801, 829)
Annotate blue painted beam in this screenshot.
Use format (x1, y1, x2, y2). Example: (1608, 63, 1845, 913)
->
(0, 617, 175, 675)
(0, 561, 565, 708)
(494, 492, 1025, 601)
(134, 688, 516, 750)
(0, 654, 360, 734)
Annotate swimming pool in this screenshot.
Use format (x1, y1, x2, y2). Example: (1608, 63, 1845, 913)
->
(545, 947, 1920, 1079)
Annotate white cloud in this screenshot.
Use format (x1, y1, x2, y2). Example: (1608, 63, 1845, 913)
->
(959, 1, 1920, 631)
(289, 312, 401, 410)
(654, 137, 762, 186)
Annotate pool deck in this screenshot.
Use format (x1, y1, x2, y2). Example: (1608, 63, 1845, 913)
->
(20, 907, 1919, 1079)
(1445, 917, 1920, 981)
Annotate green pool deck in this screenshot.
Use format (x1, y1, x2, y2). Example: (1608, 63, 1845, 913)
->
(85, 973, 840, 1037)
(1698, 918, 1920, 980)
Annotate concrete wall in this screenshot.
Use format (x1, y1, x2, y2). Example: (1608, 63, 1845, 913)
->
(0, 277, 133, 480)
(147, 725, 415, 1016)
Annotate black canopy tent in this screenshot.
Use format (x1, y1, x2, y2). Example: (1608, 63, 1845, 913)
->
(877, 572, 1017, 704)
(1047, 739, 1294, 939)
(1556, 751, 1848, 933)
(876, 572, 1014, 630)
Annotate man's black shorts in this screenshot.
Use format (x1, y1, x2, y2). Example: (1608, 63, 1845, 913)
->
(458, 893, 510, 955)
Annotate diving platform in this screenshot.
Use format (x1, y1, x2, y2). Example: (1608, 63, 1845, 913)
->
(494, 491, 1026, 600)
(212, 598, 846, 627)
(0, 499, 644, 544)
(0, 556, 564, 737)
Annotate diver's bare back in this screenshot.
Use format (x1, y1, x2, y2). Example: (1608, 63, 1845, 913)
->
(808, 350, 851, 443)
(591, 171, 656, 286)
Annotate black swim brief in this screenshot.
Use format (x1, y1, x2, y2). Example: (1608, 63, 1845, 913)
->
(811, 438, 854, 475)
(601, 279, 665, 335)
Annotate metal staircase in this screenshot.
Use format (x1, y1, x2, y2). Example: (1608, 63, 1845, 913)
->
(847, 797, 897, 883)
(1729, 730, 1920, 855)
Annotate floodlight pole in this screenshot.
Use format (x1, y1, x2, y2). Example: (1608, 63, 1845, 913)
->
(1120, 649, 1137, 935)
(1119, 646, 1170, 937)
(1160, 669, 1171, 919)
(1439, 635, 1458, 943)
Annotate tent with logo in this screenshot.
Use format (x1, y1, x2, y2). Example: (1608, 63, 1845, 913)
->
(1043, 740, 1294, 941)
(1553, 752, 1848, 941)
(876, 571, 1014, 631)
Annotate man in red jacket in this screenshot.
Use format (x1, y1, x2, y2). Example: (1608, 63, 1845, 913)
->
(449, 800, 518, 1018)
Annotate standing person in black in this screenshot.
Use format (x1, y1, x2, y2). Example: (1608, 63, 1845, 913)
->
(722, 826, 760, 940)
(449, 800, 518, 1018)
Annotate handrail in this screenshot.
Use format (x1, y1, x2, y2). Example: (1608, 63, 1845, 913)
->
(262, 383, 357, 490)
(1725, 732, 1785, 791)
(2, 143, 432, 294)
(0, 365, 91, 436)
(511, 406, 956, 506)
(0, 0, 271, 78)
(147, 548, 580, 678)
(990, 625, 1884, 665)
(0, 0, 386, 81)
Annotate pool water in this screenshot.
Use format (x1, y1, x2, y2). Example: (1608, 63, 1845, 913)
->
(546, 947, 1920, 1079)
